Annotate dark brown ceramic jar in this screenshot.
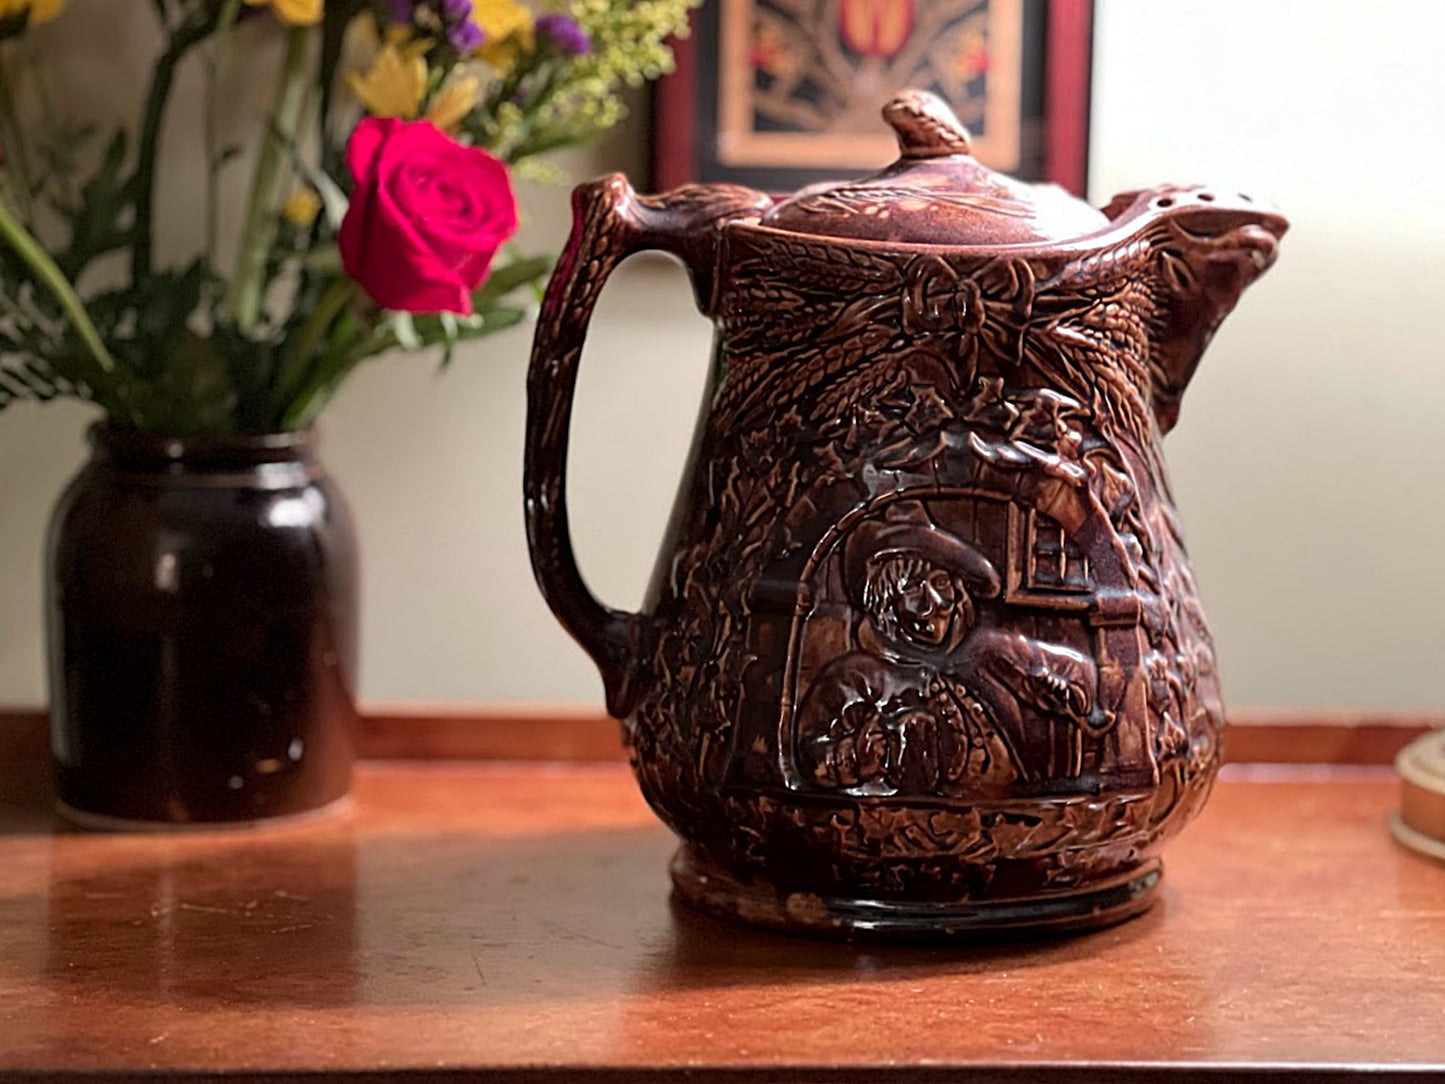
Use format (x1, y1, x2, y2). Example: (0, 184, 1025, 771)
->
(45, 425, 358, 828)
(526, 91, 1287, 938)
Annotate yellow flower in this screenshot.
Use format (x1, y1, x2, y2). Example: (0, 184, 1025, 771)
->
(25, 0, 63, 23)
(425, 75, 479, 133)
(343, 10, 382, 54)
(0, 0, 64, 23)
(283, 188, 322, 228)
(347, 43, 427, 119)
(343, 12, 428, 73)
(472, 0, 534, 71)
(385, 23, 420, 49)
(243, 0, 323, 28)
(472, 0, 532, 41)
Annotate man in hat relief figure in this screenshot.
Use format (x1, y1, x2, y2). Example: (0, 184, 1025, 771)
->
(794, 500, 1108, 797)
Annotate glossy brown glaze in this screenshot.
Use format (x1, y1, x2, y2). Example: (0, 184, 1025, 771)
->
(525, 90, 1288, 935)
(0, 708, 1438, 766)
(760, 88, 1109, 245)
(354, 706, 1432, 766)
(46, 425, 358, 825)
(0, 737, 1442, 1080)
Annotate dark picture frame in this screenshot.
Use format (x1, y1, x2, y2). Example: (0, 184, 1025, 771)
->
(652, 0, 1093, 197)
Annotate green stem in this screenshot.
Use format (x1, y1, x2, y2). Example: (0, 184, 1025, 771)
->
(204, 0, 244, 274)
(317, 0, 367, 184)
(0, 47, 38, 226)
(474, 51, 545, 152)
(487, 56, 536, 118)
(227, 27, 310, 334)
(348, 327, 398, 364)
(0, 196, 117, 388)
(25, 43, 78, 215)
(504, 62, 572, 163)
(280, 347, 356, 430)
(280, 315, 403, 430)
(132, 9, 222, 284)
(270, 275, 354, 420)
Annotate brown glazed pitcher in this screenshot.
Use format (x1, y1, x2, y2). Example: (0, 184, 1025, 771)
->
(525, 91, 1286, 937)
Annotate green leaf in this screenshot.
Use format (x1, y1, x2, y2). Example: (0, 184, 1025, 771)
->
(109, 329, 237, 434)
(55, 130, 137, 280)
(301, 244, 343, 275)
(473, 305, 528, 336)
(473, 254, 553, 309)
(390, 311, 422, 351)
(131, 259, 209, 350)
(0, 355, 75, 408)
(435, 311, 461, 371)
(34, 122, 98, 212)
(415, 304, 530, 354)
(0, 192, 120, 393)
(318, 0, 371, 180)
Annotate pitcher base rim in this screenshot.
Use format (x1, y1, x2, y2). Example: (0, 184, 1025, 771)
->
(669, 846, 1162, 940)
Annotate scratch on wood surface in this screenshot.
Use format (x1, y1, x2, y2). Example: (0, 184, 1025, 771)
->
(538, 917, 628, 953)
(178, 902, 232, 915)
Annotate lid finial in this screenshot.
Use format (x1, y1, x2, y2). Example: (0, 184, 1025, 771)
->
(883, 89, 973, 159)
(760, 88, 1110, 244)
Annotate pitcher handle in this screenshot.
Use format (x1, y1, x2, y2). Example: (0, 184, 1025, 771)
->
(524, 174, 771, 717)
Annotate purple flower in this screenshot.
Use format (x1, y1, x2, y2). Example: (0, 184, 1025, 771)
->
(440, 0, 484, 51)
(388, 0, 484, 53)
(536, 13, 591, 56)
(446, 16, 484, 52)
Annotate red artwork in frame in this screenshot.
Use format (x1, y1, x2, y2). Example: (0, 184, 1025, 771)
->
(652, 0, 1094, 197)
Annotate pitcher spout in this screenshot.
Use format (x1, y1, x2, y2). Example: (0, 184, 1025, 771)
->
(1101, 186, 1288, 433)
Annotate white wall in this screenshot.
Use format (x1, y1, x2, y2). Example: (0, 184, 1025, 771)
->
(2, 0, 1443, 710)
(1089, 0, 1445, 709)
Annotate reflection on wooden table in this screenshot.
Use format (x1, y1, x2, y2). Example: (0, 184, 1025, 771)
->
(0, 714, 1442, 1079)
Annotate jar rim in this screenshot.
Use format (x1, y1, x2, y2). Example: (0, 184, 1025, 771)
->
(87, 423, 319, 469)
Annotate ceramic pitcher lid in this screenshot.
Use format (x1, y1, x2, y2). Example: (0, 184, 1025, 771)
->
(760, 89, 1109, 247)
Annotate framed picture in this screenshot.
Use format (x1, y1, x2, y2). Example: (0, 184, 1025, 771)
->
(652, 0, 1093, 197)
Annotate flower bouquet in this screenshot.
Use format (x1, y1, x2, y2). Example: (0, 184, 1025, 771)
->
(0, 0, 694, 430)
(0, 0, 697, 827)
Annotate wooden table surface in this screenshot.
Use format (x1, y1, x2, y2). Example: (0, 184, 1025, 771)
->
(1, 724, 1443, 1082)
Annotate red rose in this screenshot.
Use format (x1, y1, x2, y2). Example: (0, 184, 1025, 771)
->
(338, 117, 519, 315)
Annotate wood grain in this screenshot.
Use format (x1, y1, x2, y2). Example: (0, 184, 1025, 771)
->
(1220, 709, 1436, 765)
(358, 704, 627, 761)
(0, 732, 1442, 1081)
